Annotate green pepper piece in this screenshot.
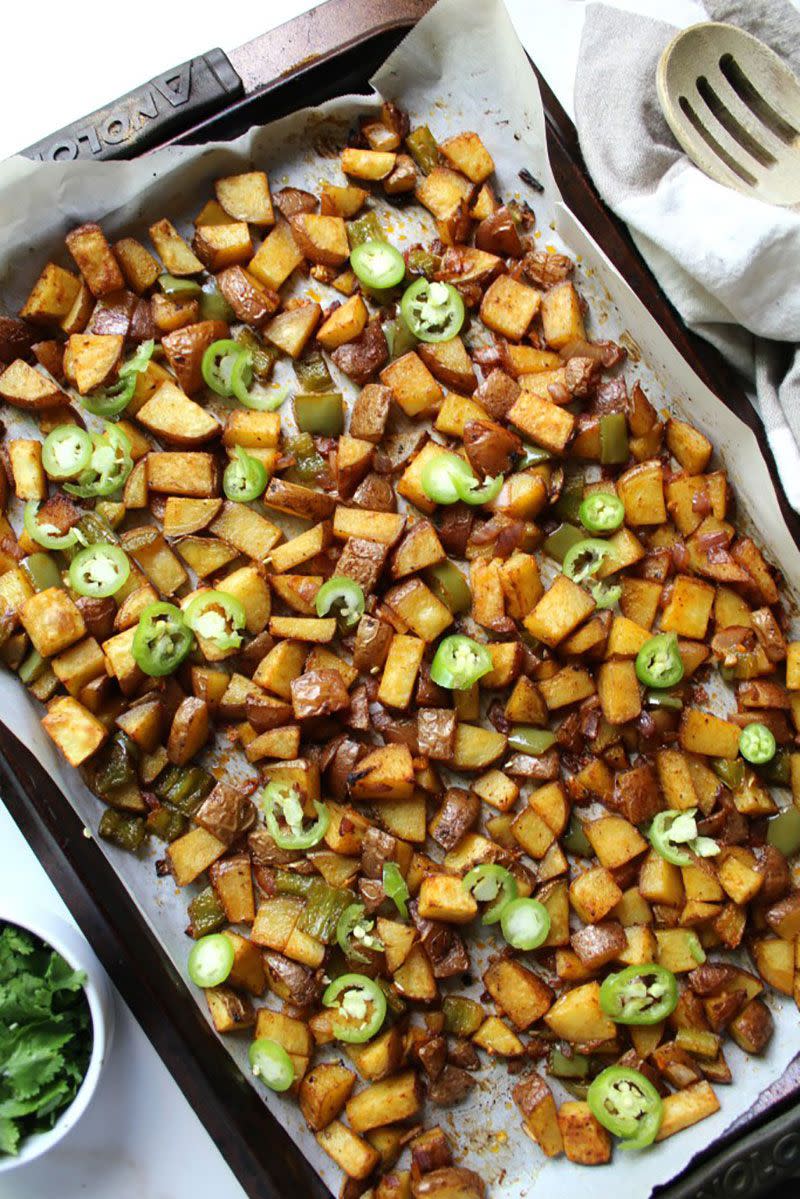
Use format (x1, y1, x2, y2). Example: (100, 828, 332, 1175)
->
(235, 327, 279, 381)
(293, 392, 344, 436)
(454, 471, 504, 506)
(401, 279, 465, 343)
(132, 602, 194, 677)
(600, 964, 679, 1024)
(336, 903, 384, 964)
(635, 633, 684, 688)
(284, 433, 327, 482)
(187, 933, 234, 987)
(155, 765, 215, 816)
(383, 862, 410, 920)
(383, 315, 419, 360)
(184, 590, 246, 651)
(587, 1066, 663, 1150)
(554, 481, 584, 523)
(507, 727, 556, 755)
(42, 425, 93, 480)
(69, 544, 130, 598)
(421, 451, 476, 504)
(316, 577, 365, 628)
(500, 897, 550, 949)
(159, 274, 202, 296)
(351, 241, 406, 290)
(202, 339, 246, 397)
(260, 781, 331, 851)
(249, 1039, 295, 1092)
(549, 1048, 590, 1079)
(300, 881, 353, 944)
(645, 689, 683, 711)
(323, 973, 387, 1043)
(145, 805, 187, 842)
(346, 212, 383, 249)
(649, 808, 719, 867)
(543, 523, 585, 563)
(430, 634, 492, 690)
(518, 443, 552, 469)
(21, 553, 64, 592)
(711, 757, 745, 790)
(442, 995, 484, 1038)
(767, 806, 800, 856)
(273, 868, 316, 899)
(406, 125, 440, 174)
(98, 809, 147, 853)
(188, 886, 227, 938)
(199, 280, 235, 323)
(563, 813, 593, 857)
(18, 648, 47, 686)
(425, 562, 471, 614)
(758, 747, 790, 785)
(463, 864, 518, 924)
(599, 412, 629, 465)
(404, 246, 441, 280)
(563, 538, 617, 585)
(294, 351, 334, 394)
(579, 492, 625, 534)
(739, 722, 777, 765)
(23, 502, 79, 551)
(224, 446, 268, 502)
(64, 425, 133, 499)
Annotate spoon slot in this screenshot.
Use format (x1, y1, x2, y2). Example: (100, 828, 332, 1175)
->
(718, 52, 799, 143)
(678, 95, 758, 186)
(696, 74, 776, 167)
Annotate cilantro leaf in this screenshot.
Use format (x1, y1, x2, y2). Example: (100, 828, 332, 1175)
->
(0, 923, 92, 1154)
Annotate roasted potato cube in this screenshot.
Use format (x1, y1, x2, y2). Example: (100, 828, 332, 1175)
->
(597, 659, 642, 725)
(167, 826, 227, 886)
(316, 293, 368, 350)
(378, 635, 425, 710)
(569, 867, 623, 924)
(655, 1080, 720, 1141)
(21, 588, 86, 657)
(545, 981, 616, 1042)
(381, 352, 443, 419)
(666, 418, 713, 475)
(149, 218, 203, 275)
(342, 148, 397, 180)
(205, 986, 255, 1034)
(316, 1120, 379, 1180)
(299, 1062, 357, 1131)
(113, 237, 161, 293)
(415, 166, 473, 219)
(557, 1101, 611, 1165)
(540, 282, 586, 350)
(248, 221, 304, 291)
(65, 223, 124, 296)
(524, 576, 595, 647)
(440, 132, 494, 183)
(508, 389, 575, 453)
(513, 1072, 563, 1158)
(290, 214, 349, 266)
(349, 743, 415, 802)
(147, 452, 218, 498)
(0, 359, 66, 409)
(42, 696, 108, 766)
(418, 875, 477, 924)
(264, 303, 321, 358)
(480, 276, 541, 341)
(483, 959, 553, 1029)
(680, 708, 742, 758)
(216, 171, 274, 226)
(345, 1071, 421, 1132)
(21, 263, 81, 324)
(662, 575, 715, 639)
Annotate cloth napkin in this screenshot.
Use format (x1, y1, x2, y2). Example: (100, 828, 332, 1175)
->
(573, 0, 800, 509)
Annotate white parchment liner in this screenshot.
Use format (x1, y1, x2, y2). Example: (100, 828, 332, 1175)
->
(0, 0, 798, 1194)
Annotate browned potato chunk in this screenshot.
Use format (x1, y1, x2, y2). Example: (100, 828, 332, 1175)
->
(216, 171, 274, 226)
(65, 223, 125, 296)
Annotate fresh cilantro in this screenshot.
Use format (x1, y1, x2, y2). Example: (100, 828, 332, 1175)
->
(0, 923, 92, 1154)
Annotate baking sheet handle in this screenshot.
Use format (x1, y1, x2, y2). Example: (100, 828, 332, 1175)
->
(660, 1100, 800, 1198)
(20, 49, 242, 162)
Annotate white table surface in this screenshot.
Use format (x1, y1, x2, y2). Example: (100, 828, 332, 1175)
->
(0, 1, 734, 1196)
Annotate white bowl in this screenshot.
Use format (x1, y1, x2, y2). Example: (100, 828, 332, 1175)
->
(0, 903, 114, 1171)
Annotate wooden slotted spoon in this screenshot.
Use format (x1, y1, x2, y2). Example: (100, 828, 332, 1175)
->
(656, 22, 800, 206)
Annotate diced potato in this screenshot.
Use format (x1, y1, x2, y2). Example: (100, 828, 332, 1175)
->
(21, 263, 81, 324)
(205, 986, 255, 1034)
(557, 1102, 611, 1165)
(452, 724, 507, 771)
(584, 815, 647, 869)
(42, 696, 108, 766)
(597, 659, 641, 725)
(569, 867, 622, 924)
(474, 1016, 525, 1057)
(440, 132, 494, 182)
(483, 959, 553, 1029)
(666, 418, 713, 475)
(21, 588, 86, 657)
(480, 276, 541, 341)
(524, 576, 595, 647)
(544, 982, 616, 1043)
(209, 500, 282, 559)
(316, 293, 368, 350)
(345, 1071, 421, 1132)
(415, 166, 473, 218)
(249, 220, 304, 290)
(508, 390, 575, 453)
(114, 237, 161, 293)
(381, 352, 443, 419)
(679, 708, 742, 758)
(349, 743, 415, 801)
(167, 826, 227, 886)
(147, 452, 219, 498)
(540, 282, 586, 350)
(317, 1120, 379, 1180)
(65, 223, 125, 296)
(8, 439, 46, 499)
(333, 506, 405, 545)
(378, 635, 425, 710)
(342, 148, 397, 180)
(661, 575, 715, 639)
(264, 303, 322, 358)
(290, 214, 349, 266)
(216, 171, 274, 226)
(655, 1081, 720, 1141)
(149, 218, 203, 275)
(418, 874, 477, 924)
(514, 1072, 563, 1158)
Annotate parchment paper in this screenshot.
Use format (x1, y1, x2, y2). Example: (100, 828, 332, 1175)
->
(0, 0, 798, 1194)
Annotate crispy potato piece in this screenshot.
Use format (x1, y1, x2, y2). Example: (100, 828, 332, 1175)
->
(147, 452, 219, 497)
(264, 303, 321, 358)
(0, 359, 67, 408)
(136, 380, 220, 446)
(216, 266, 279, 326)
(114, 237, 161, 294)
(63, 332, 123, 394)
(557, 1102, 611, 1165)
(342, 148, 397, 180)
(290, 214, 349, 266)
(65, 223, 125, 296)
(160, 319, 230, 395)
(215, 171, 274, 226)
(21, 263, 81, 324)
(42, 696, 108, 766)
(149, 218, 203, 275)
(480, 276, 541, 341)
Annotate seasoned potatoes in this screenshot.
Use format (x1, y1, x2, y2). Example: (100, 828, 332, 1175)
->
(1, 98, 798, 1199)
